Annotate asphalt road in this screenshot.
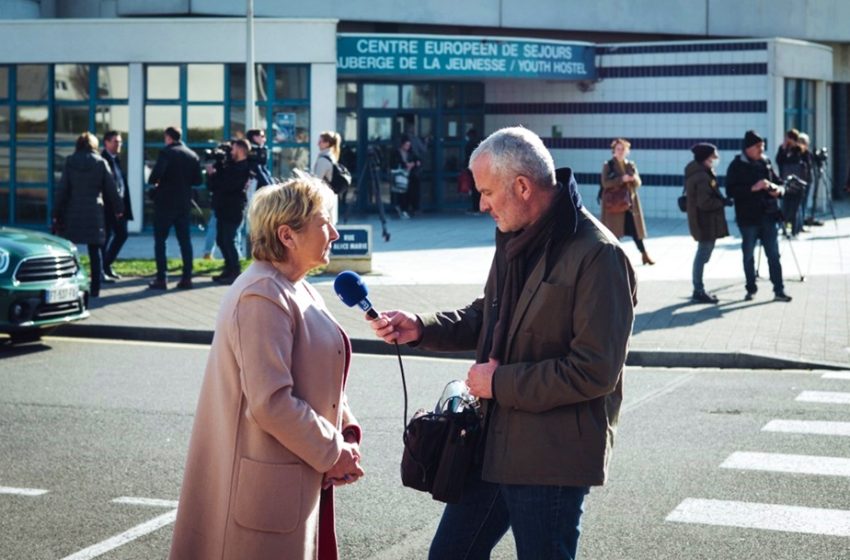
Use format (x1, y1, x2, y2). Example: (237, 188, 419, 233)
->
(1, 337, 848, 560)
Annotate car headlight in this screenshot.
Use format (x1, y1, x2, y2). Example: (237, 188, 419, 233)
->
(0, 248, 9, 274)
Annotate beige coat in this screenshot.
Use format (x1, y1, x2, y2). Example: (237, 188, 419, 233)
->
(600, 159, 647, 240)
(169, 261, 359, 560)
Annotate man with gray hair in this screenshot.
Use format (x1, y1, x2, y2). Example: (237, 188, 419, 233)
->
(368, 126, 636, 559)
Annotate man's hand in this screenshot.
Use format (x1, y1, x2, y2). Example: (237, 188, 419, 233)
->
(323, 442, 364, 489)
(466, 358, 499, 400)
(752, 179, 769, 192)
(367, 310, 422, 345)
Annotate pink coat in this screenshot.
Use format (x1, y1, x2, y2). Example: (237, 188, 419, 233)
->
(169, 261, 360, 560)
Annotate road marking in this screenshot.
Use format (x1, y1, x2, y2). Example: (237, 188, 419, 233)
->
(666, 498, 850, 537)
(112, 496, 178, 508)
(721, 451, 850, 477)
(822, 372, 850, 380)
(0, 486, 48, 496)
(796, 390, 850, 405)
(763, 419, 850, 437)
(44, 336, 208, 351)
(59, 509, 177, 560)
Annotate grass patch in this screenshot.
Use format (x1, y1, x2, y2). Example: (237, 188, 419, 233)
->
(79, 256, 252, 277)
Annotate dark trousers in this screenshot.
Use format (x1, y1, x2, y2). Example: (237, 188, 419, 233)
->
(216, 216, 241, 276)
(87, 244, 102, 297)
(623, 210, 647, 253)
(429, 471, 590, 560)
(739, 216, 784, 295)
(103, 213, 128, 273)
(153, 207, 193, 281)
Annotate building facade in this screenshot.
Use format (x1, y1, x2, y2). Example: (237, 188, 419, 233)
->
(0, 1, 846, 231)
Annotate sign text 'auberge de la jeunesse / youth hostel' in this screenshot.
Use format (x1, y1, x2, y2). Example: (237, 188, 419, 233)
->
(337, 34, 596, 80)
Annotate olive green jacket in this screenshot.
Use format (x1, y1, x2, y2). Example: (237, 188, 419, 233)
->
(418, 205, 637, 487)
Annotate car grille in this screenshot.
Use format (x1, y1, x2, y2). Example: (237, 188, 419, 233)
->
(34, 300, 84, 320)
(15, 255, 79, 283)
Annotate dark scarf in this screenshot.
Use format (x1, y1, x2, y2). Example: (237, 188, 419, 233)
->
(489, 169, 582, 362)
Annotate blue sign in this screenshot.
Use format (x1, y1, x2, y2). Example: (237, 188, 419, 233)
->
(338, 34, 595, 81)
(331, 226, 371, 258)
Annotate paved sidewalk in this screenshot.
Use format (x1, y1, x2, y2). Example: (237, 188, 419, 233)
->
(59, 201, 850, 369)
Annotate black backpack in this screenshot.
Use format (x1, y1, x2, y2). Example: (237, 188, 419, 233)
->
(320, 155, 352, 194)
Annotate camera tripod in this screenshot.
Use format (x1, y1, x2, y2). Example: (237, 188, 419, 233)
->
(345, 149, 391, 242)
(808, 161, 838, 228)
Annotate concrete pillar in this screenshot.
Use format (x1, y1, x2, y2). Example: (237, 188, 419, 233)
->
(127, 63, 144, 233)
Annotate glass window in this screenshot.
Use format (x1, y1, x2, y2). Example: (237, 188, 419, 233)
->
(402, 84, 435, 109)
(55, 106, 91, 143)
(271, 106, 309, 144)
(145, 105, 181, 143)
(230, 64, 245, 101)
(16, 106, 49, 142)
(443, 84, 460, 109)
(230, 104, 246, 138)
(363, 84, 398, 109)
(255, 64, 270, 102)
(187, 105, 224, 144)
(443, 146, 461, 172)
(272, 146, 310, 178)
(188, 64, 224, 102)
(367, 117, 392, 141)
(15, 187, 48, 224)
(0, 185, 8, 223)
(443, 114, 462, 138)
(337, 83, 357, 109)
(15, 146, 49, 183)
(337, 111, 357, 142)
(0, 106, 8, 141)
(0, 66, 8, 99)
(97, 65, 129, 99)
(463, 83, 484, 108)
(275, 66, 308, 100)
(54, 64, 90, 101)
(17, 65, 49, 101)
(0, 146, 9, 182)
(53, 144, 75, 184)
(95, 105, 129, 136)
(146, 66, 180, 100)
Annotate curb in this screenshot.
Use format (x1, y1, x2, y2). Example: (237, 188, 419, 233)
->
(53, 323, 848, 371)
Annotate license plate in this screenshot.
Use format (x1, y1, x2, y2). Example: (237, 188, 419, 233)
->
(45, 285, 79, 304)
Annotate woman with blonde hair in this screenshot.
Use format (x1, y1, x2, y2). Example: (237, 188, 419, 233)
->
(313, 131, 341, 185)
(170, 176, 364, 560)
(600, 138, 655, 265)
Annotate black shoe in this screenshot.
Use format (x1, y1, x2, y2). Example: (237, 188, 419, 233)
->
(774, 292, 792, 302)
(744, 291, 756, 301)
(692, 291, 719, 304)
(804, 217, 824, 227)
(176, 278, 193, 290)
(102, 275, 116, 284)
(147, 279, 167, 290)
(213, 274, 237, 285)
(104, 268, 122, 280)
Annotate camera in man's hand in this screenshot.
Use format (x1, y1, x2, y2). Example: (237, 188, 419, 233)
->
(204, 141, 233, 170)
(247, 145, 268, 166)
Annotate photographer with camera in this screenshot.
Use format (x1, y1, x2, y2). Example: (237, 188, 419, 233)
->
(207, 138, 251, 285)
(246, 128, 274, 189)
(726, 130, 792, 302)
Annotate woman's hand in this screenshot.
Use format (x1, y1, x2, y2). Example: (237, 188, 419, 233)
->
(323, 442, 365, 489)
(367, 310, 422, 345)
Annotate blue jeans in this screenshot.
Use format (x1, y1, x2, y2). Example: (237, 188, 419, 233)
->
(692, 240, 715, 293)
(429, 471, 590, 560)
(739, 217, 784, 295)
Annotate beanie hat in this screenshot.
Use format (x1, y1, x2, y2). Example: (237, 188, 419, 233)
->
(691, 143, 718, 163)
(743, 130, 764, 150)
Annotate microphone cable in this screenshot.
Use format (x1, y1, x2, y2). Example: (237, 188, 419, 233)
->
(393, 340, 409, 429)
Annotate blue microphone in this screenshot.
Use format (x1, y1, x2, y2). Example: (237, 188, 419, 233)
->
(334, 270, 379, 319)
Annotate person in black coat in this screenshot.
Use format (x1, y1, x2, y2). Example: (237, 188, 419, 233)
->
(101, 130, 133, 282)
(53, 132, 122, 298)
(147, 126, 203, 290)
(206, 138, 251, 285)
(725, 130, 791, 302)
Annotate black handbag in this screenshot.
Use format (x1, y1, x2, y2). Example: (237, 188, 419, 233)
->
(400, 379, 482, 504)
(677, 187, 687, 212)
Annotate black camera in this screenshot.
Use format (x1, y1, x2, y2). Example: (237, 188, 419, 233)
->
(784, 174, 807, 198)
(204, 142, 232, 168)
(247, 145, 268, 166)
(814, 147, 828, 166)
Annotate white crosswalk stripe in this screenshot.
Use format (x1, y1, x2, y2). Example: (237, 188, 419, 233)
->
(821, 372, 850, 380)
(666, 498, 850, 537)
(796, 390, 850, 404)
(720, 451, 850, 477)
(762, 419, 850, 437)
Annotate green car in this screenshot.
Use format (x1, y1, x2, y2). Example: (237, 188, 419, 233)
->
(0, 226, 90, 343)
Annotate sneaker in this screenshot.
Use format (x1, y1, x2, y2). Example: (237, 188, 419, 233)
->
(401, 211, 411, 220)
(804, 217, 824, 227)
(104, 268, 122, 280)
(176, 278, 193, 290)
(774, 292, 792, 302)
(692, 291, 719, 304)
(147, 279, 167, 290)
(102, 274, 117, 284)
